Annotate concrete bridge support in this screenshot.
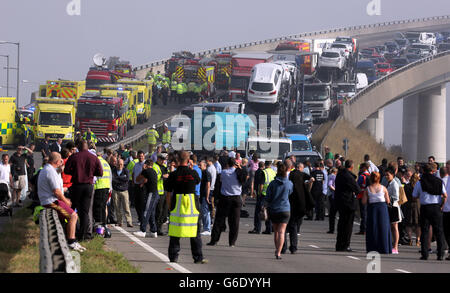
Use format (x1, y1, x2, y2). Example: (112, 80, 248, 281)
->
(416, 85, 447, 163)
(402, 94, 419, 162)
(358, 109, 384, 144)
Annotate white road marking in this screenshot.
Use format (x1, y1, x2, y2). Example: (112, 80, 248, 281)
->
(309, 245, 320, 249)
(114, 226, 192, 273)
(395, 269, 412, 273)
(346, 256, 360, 260)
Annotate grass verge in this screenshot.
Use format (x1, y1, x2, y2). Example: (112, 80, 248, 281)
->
(0, 204, 139, 273)
(323, 118, 399, 164)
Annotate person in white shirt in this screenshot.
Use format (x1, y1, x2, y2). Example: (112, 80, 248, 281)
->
(0, 154, 12, 185)
(441, 167, 450, 260)
(364, 154, 379, 174)
(0, 154, 12, 202)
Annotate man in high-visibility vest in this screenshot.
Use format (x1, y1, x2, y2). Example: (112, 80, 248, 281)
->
(194, 83, 202, 103)
(176, 81, 185, 104)
(170, 80, 177, 102)
(133, 159, 159, 238)
(162, 123, 171, 146)
(261, 160, 276, 234)
(93, 154, 112, 227)
(126, 151, 138, 208)
(187, 81, 196, 103)
(165, 151, 207, 264)
(83, 128, 98, 144)
(155, 154, 169, 236)
(147, 124, 159, 154)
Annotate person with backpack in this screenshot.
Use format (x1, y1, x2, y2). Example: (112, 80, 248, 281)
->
(356, 162, 371, 235)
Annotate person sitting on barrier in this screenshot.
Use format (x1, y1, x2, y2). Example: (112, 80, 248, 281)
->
(38, 152, 86, 252)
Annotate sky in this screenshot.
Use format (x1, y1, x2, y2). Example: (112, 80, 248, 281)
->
(1, 0, 450, 153)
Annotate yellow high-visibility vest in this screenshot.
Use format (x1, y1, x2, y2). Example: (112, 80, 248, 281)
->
(153, 163, 164, 195)
(168, 193, 199, 238)
(262, 168, 276, 196)
(126, 159, 138, 180)
(147, 128, 159, 144)
(177, 83, 184, 94)
(95, 157, 111, 190)
(162, 130, 171, 144)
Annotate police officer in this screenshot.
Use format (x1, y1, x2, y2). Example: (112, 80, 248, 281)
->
(154, 154, 169, 236)
(93, 153, 112, 227)
(261, 161, 276, 234)
(147, 125, 159, 154)
(152, 82, 159, 106)
(170, 79, 178, 103)
(126, 151, 138, 208)
(161, 81, 169, 106)
(83, 128, 98, 144)
(176, 81, 185, 104)
(194, 83, 202, 103)
(166, 151, 207, 264)
(162, 123, 171, 147)
(187, 81, 196, 103)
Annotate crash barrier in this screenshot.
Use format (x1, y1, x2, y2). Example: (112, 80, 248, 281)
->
(346, 50, 450, 106)
(134, 15, 450, 74)
(39, 208, 79, 273)
(108, 114, 178, 151)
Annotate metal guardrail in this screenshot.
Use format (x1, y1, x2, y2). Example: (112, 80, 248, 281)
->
(108, 114, 178, 151)
(39, 208, 79, 273)
(346, 50, 450, 106)
(133, 15, 450, 72)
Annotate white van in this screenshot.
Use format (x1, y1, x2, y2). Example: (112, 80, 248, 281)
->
(356, 73, 368, 90)
(247, 63, 284, 104)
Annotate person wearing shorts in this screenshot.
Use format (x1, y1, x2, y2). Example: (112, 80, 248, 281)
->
(265, 164, 293, 259)
(38, 152, 86, 252)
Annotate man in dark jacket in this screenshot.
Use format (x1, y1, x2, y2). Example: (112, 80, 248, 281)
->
(111, 159, 133, 227)
(282, 162, 314, 254)
(248, 161, 266, 234)
(335, 160, 362, 252)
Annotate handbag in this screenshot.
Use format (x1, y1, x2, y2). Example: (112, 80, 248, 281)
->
(398, 185, 408, 206)
(259, 206, 268, 221)
(387, 203, 400, 223)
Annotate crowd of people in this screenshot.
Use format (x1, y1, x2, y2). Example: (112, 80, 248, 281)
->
(1, 134, 449, 263)
(146, 70, 210, 106)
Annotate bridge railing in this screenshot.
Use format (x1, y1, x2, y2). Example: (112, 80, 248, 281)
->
(134, 15, 450, 73)
(346, 49, 450, 106)
(39, 208, 79, 273)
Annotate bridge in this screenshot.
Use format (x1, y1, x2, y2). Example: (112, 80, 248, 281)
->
(133, 15, 450, 163)
(343, 51, 450, 163)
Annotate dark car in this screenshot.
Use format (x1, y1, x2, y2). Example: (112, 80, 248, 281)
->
(284, 124, 312, 138)
(437, 43, 450, 53)
(405, 54, 422, 63)
(390, 58, 409, 70)
(356, 60, 377, 83)
(383, 52, 397, 63)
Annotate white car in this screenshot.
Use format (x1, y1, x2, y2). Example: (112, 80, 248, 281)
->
(330, 42, 352, 58)
(247, 63, 285, 104)
(318, 49, 346, 70)
(410, 43, 437, 57)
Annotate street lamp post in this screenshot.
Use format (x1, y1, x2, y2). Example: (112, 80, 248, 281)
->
(0, 55, 9, 96)
(0, 41, 20, 107)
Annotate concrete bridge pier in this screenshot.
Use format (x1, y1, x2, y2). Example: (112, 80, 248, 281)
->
(416, 85, 447, 163)
(358, 109, 384, 144)
(402, 94, 419, 162)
